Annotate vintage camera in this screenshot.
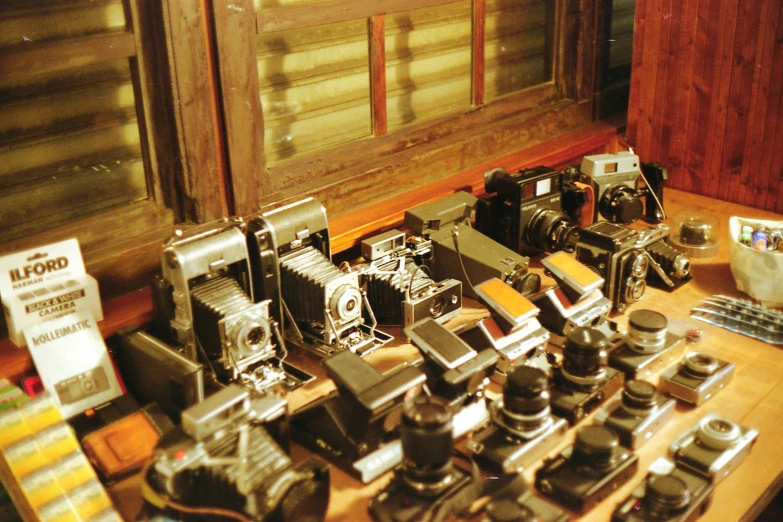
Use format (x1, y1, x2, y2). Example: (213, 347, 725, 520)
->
(153, 219, 312, 393)
(579, 152, 667, 224)
(531, 251, 614, 339)
(608, 310, 687, 380)
(144, 385, 330, 522)
(468, 366, 569, 475)
(54, 366, 110, 406)
(482, 493, 569, 522)
(550, 326, 625, 425)
(455, 277, 552, 384)
(404, 191, 534, 299)
(248, 198, 390, 357)
(477, 166, 588, 256)
(369, 396, 475, 522)
(575, 222, 690, 313)
(669, 413, 758, 485)
(359, 230, 462, 327)
(658, 352, 735, 406)
(535, 424, 639, 514)
(405, 318, 498, 437)
(291, 349, 426, 483)
(613, 457, 713, 522)
(594, 380, 676, 450)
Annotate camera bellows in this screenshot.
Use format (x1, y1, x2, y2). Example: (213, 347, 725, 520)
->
(365, 260, 433, 322)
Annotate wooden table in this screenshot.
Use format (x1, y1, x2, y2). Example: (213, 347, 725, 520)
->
(47, 189, 783, 521)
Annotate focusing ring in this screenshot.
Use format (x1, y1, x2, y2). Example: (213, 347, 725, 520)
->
(621, 380, 658, 414)
(683, 352, 720, 377)
(696, 416, 741, 450)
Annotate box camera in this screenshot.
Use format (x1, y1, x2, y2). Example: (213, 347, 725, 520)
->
(535, 425, 639, 514)
(550, 326, 625, 425)
(469, 366, 569, 475)
(359, 230, 462, 328)
(477, 166, 588, 256)
(658, 352, 735, 406)
(575, 222, 691, 313)
(608, 310, 687, 380)
(612, 457, 713, 522)
(248, 197, 390, 357)
(454, 279, 552, 385)
(153, 219, 312, 394)
(404, 191, 534, 299)
(579, 152, 667, 224)
(594, 379, 676, 450)
(369, 396, 475, 522)
(145, 385, 330, 522)
(54, 366, 110, 406)
(669, 413, 758, 485)
(291, 349, 427, 483)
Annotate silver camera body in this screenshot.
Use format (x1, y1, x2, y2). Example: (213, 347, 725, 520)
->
(359, 230, 462, 328)
(668, 413, 758, 484)
(248, 198, 390, 357)
(658, 351, 735, 405)
(608, 310, 686, 380)
(581, 152, 640, 203)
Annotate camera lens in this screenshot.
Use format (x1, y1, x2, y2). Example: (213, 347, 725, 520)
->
(526, 209, 578, 253)
(623, 278, 646, 304)
(501, 366, 551, 433)
(599, 185, 644, 224)
(330, 285, 362, 321)
(562, 327, 609, 386)
(572, 425, 620, 470)
(683, 352, 719, 377)
(401, 396, 455, 490)
(630, 253, 649, 278)
(232, 315, 271, 356)
(429, 296, 445, 318)
(645, 475, 691, 516)
(696, 416, 741, 450)
(621, 380, 657, 414)
(627, 310, 668, 354)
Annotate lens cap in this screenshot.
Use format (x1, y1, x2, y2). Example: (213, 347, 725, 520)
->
(565, 326, 609, 353)
(622, 380, 657, 411)
(645, 475, 690, 512)
(629, 310, 668, 334)
(504, 366, 550, 415)
(573, 425, 618, 469)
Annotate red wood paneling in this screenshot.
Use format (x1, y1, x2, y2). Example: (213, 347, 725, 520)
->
(628, 0, 783, 212)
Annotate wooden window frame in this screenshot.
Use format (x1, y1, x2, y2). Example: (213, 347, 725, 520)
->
(213, 0, 601, 218)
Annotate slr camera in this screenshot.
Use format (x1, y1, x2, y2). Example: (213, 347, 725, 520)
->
(535, 424, 639, 514)
(594, 379, 676, 450)
(658, 352, 735, 406)
(468, 366, 569, 475)
(404, 191, 535, 299)
(143, 385, 330, 522)
(359, 230, 462, 328)
(608, 310, 687, 380)
(477, 166, 588, 256)
(668, 413, 758, 485)
(369, 396, 476, 522)
(575, 222, 691, 313)
(54, 366, 110, 406)
(549, 326, 625, 425)
(291, 349, 427, 484)
(613, 457, 713, 522)
(248, 197, 390, 357)
(152, 219, 310, 393)
(578, 152, 667, 224)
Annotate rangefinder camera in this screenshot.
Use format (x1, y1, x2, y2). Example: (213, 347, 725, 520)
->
(612, 457, 713, 522)
(146, 385, 330, 522)
(477, 165, 588, 256)
(359, 230, 462, 327)
(658, 352, 735, 406)
(608, 309, 687, 380)
(668, 413, 758, 485)
(579, 152, 667, 224)
(594, 379, 676, 450)
(54, 366, 110, 405)
(248, 198, 390, 357)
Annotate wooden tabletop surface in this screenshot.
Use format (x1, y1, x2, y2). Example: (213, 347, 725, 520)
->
(96, 189, 783, 521)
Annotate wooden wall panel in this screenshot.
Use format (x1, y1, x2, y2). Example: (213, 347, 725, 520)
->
(628, 0, 783, 213)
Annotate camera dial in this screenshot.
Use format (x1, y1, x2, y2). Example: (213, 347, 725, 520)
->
(627, 310, 668, 354)
(644, 475, 691, 518)
(683, 352, 720, 378)
(562, 327, 609, 387)
(501, 366, 552, 434)
(620, 380, 658, 416)
(572, 425, 620, 471)
(599, 185, 644, 224)
(400, 396, 456, 496)
(696, 417, 741, 450)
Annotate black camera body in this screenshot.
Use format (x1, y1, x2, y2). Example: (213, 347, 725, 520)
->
(477, 166, 586, 256)
(612, 457, 713, 522)
(658, 352, 735, 406)
(535, 425, 639, 514)
(550, 326, 625, 425)
(608, 310, 687, 380)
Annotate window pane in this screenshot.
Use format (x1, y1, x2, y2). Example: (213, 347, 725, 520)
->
(485, 0, 554, 101)
(257, 20, 371, 164)
(386, 2, 472, 131)
(0, 2, 148, 242)
(608, 0, 636, 70)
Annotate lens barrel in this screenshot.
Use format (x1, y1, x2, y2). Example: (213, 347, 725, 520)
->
(562, 327, 609, 386)
(502, 366, 551, 433)
(599, 185, 644, 224)
(627, 310, 668, 354)
(621, 380, 658, 415)
(400, 397, 454, 489)
(644, 475, 691, 516)
(572, 425, 620, 471)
